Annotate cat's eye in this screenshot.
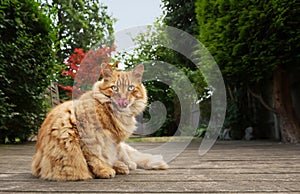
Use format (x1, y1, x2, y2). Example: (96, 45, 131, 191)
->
(111, 85, 119, 92)
(128, 85, 135, 91)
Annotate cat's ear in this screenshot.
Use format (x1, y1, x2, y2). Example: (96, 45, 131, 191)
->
(101, 63, 113, 79)
(132, 64, 144, 82)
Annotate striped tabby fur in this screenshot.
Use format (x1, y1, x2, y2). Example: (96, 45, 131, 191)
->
(32, 64, 168, 181)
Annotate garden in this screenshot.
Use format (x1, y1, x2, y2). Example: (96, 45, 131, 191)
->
(1, 0, 299, 144)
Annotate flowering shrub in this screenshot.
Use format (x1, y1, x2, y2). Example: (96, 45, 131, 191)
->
(58, 45, 117, 98)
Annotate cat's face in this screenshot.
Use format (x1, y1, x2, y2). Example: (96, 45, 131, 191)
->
(97, 64, 146, 111)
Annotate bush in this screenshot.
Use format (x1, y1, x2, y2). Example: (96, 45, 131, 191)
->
(0, 0, 56, 143)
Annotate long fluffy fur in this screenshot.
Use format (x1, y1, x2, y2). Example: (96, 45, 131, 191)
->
(32, 64, 168, 181)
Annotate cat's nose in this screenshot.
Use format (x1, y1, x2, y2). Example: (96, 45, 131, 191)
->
(117, 98, 128, 108)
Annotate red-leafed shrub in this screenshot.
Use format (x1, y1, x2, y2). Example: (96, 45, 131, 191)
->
(58, 45, 117, 99)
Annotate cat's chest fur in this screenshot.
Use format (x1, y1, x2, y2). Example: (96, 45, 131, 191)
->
(31, 64, 169, 181)
(74, 91, 136, 165)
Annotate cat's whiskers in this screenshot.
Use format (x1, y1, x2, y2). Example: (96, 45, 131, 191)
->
(32, 64, 168, 181)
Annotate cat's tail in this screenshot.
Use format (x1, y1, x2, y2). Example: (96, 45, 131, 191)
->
(119, 142, 169, 170)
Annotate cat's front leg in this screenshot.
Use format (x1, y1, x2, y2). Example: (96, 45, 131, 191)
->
(81, 143, 116, 179)
(87, 156, 116, 179)
(125, 160, 137, 170)
(119, 142, 169, 170)
(95, 166, 116, 179)
(117, 142, 137, 170)
(113, 161, 129, 175)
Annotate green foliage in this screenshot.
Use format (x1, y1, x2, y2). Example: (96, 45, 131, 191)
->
(161, 0, 198, 70)
(44, 0, 115, 100)
(196, 0, 300, 137)
(160, 0, 213, 133)
(0, 0, 57, 143)
(49, 0, 115, 62)
(194, 124, 207, 137)
(196, 0, 300, 84)
(162, 0, 197, 35)
(144, 79, 178, 136)
(122, 21, 208, 136)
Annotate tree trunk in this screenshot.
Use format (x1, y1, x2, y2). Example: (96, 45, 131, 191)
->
(273, 66, 300, 143)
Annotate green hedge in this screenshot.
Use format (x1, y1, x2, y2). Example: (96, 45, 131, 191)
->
(0, 0, 56, 143)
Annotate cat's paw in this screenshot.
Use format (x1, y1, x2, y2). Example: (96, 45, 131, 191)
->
(96, 167, 116, 179)
(113, 161, 129, 175)
(149, 160, 169, 170)
(139, 155, 169, 170)
(126, 161, 137, 170)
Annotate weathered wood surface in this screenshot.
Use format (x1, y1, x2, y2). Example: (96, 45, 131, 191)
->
(0, 141, 300, 193)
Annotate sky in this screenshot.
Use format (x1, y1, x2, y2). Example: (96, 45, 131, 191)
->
(100, 0, 163, 32)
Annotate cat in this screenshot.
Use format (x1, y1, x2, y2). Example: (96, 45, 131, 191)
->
(32, 64, 168, 181)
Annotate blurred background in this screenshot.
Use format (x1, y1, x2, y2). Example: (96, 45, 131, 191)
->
(0, 0, 299, 144)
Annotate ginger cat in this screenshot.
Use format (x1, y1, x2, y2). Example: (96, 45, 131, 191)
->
(32, 64, 168, 181)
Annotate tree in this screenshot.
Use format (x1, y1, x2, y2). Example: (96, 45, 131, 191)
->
(0, 0, 57, 143)
(162, 0, 197, 33)
(44, 0, 115, 62)
(160, 0, 213, 128)
(196, 0, 300, 142)
(122, 27, 183, 136)
(122, 0, 209, 136)
(40, 0, 115, 100)
(161, 0, 198, 70)
(58, 46, 117, 98)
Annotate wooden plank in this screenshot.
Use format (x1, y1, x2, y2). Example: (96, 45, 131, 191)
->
(1, 171, 300, 182)
(0, 181, 295, 193)
(0, 141, 300, 193)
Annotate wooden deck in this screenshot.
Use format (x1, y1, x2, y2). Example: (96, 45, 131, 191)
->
(0, 141, 300, 193)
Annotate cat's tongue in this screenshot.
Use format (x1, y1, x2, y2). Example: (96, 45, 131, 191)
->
(117, 98, 128, 108)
